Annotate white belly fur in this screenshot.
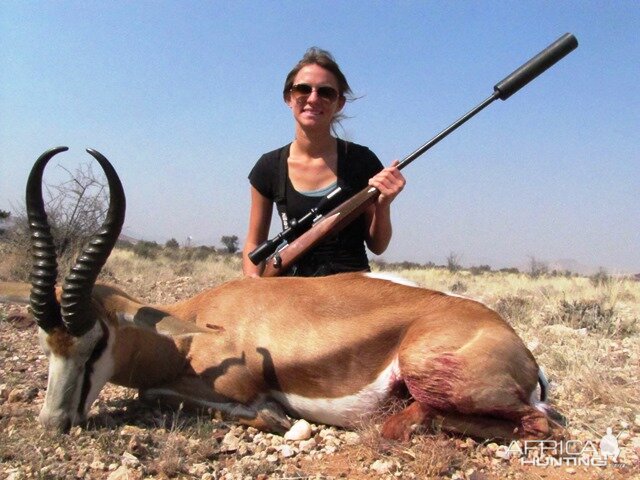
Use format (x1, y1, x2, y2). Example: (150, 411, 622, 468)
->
(271, 357, 400, 427)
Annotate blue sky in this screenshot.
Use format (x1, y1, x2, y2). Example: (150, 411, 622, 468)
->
(1, 1, 638, 272)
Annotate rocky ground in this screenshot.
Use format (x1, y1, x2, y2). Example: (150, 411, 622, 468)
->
(1, 270, 639, 479)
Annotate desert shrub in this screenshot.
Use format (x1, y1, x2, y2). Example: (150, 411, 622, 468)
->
(174, 262, 194, 277)
(220, 235, 239, 254)
(469, 265, 492, 275)
(499, 267, 520, 274)
(167, 246, 216, 262)
(550, 269, 574, 278)
(590, 268, 612, 287)
(394, 261, 423, 270)
(545, 299, 637, 337)
(1, 161, 112, 281)
(192, 246, 216, 261)
(0, 209, 10, 237)
(449, 280, 467, 293)
(116, 238, 135, 250)
(165, 238, 180, 249)
(494, 295, 533, 323)
(446, 252, 462, 273)
(528, 256, 548, 278)
(162, 245, 182, 261)
(133, 240, 161, 259)
(371, 260, 436, 271)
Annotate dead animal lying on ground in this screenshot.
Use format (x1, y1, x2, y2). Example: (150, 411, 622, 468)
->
(0, 147, 564, 440)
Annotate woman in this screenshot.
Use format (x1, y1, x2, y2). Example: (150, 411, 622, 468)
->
(243, 47, 405, 277)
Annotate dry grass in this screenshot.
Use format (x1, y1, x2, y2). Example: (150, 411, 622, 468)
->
(351, 400, 472, 478)
(104, 248, 243, 284)
(1, 247, 639, 478)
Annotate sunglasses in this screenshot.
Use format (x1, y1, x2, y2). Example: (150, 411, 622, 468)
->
(290, 83, 340, 102)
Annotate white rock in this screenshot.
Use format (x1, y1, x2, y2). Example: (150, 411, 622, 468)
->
(343, 431, 361, 445)
(279, 445, 297, 458)
(119, 425, 145, 437)
(107, 466, 132, 480)
(270, 434, 284, 446)
(371, 459, 394, 474)
(221, 432, 241, 451)
(495, 446, 511, 460)
(319, 428, 336, 439)
(188, 463, 209, 476)
(5, 469, 22, 480)
(299, 438, 317, 452)
(486, 442, 499, 453)
(284, 419, 312, 440)
(120, 451, 140, 467)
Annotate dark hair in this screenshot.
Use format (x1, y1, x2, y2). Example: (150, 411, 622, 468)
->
(283, 47, 352, 101)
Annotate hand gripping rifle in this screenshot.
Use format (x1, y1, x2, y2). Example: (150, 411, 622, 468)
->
(249, 33, 579, 277)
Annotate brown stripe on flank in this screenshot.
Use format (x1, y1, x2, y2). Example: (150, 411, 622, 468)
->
(205, 324, 225, 332)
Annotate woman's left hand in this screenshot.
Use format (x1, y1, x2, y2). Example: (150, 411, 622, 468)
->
(368, 160, 406, 207)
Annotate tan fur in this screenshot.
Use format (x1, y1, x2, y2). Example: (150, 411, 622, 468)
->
(0, 274, 553, 439)
(45, 327, 76, 357)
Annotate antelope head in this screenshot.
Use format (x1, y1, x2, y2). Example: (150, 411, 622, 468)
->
(27, 147, 125, 431)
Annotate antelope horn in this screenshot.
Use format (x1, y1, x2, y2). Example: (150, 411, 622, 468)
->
(26, 146, 69, 332)
(59, 149, 126, 336)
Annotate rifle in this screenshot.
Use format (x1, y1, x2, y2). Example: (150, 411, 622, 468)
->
(249, 33, 578, 277)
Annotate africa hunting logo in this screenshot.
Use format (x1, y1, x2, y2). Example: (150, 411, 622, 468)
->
(503, 427, 624, 467)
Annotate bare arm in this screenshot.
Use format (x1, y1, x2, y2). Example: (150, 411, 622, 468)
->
(242, 186, 274, 277)
(364, 160, 406, 255)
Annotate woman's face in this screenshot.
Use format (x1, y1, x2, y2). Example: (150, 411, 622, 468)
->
(286, 64, 346, 133)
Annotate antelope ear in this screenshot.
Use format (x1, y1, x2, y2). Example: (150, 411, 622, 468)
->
(27, 147, 68, 332)
(61, 149, 126, 337)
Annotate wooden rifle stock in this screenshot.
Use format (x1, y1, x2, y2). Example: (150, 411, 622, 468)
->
(254, 33, 578, 277)
(262, 187, 379, 277)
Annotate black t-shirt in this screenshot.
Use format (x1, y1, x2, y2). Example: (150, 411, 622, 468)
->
(249, 139, 383, 276)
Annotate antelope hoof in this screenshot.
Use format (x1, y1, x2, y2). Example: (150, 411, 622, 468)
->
(381, 402, 427, 442)
(249, 401, 292, 434)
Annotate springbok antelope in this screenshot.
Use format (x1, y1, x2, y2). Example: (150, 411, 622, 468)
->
(0, 147, 562, 440)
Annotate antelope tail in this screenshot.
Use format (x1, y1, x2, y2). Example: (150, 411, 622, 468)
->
(534, 368, 567, 426)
